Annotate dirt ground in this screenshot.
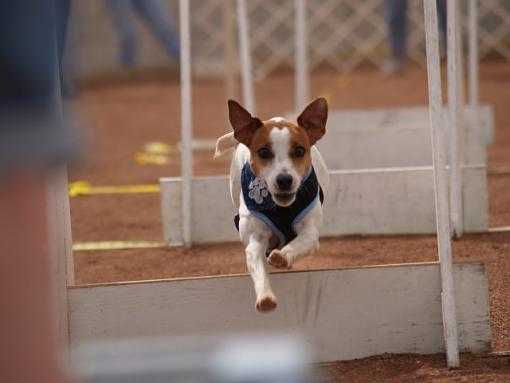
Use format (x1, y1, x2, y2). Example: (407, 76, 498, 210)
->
(69, 60, 510, 381)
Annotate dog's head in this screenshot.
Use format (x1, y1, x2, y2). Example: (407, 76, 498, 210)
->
(228, 98, 328, 207)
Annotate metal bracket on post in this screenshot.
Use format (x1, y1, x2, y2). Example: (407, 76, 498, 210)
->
(423, 0, 460, 368)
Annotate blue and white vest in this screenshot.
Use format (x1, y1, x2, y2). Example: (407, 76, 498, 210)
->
(234, 163, 324, 252)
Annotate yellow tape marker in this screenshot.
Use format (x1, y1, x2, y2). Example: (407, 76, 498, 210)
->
(143, 142, 173, 155)
(69, 181, 160, 197)
(135, 152, 169, 165)
(73, 241, 166, 251)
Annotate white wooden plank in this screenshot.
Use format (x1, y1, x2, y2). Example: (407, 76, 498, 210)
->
(68, 262, 490, 363)
(323, 105, 493, 144)
(424, 0, 459, 367)
(189, 106, 493, 163)
(179, 0, 193, 248)
(317, 116, 485, 169)
(160, 165, 488, 245)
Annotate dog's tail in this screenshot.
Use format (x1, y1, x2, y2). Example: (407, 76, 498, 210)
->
(214, 132, 238, 158)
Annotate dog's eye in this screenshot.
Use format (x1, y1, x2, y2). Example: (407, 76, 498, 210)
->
(294, 146, 306, 158)
(257, 147, 271, 159)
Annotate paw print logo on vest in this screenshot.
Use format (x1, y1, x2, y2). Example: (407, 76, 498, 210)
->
(248, 177, 269, 204)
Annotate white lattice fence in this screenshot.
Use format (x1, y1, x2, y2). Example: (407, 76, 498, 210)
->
(189, 0, 510, 79)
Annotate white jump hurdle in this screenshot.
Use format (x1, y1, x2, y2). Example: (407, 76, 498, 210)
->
(183, 105, 493, 166)
(318, 105, 492, 170)
(160, 165, 487, 245)
(68, 262, 490, 363)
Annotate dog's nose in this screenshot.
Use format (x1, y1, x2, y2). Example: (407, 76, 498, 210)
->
(276, 174, 293, 191)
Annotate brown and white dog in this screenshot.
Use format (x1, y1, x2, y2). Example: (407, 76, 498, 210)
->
(215, 98, 329, 313)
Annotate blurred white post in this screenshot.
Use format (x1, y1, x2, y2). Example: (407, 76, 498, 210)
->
(179, 0, 193, 248)
(236, 0, 256, 113)
(47, 167, 74, 352)
(447, 0, 464, 239)
(223, 0, 237, 102)
(294, 0, 309, 113)
(468, 0, 479, 109)
(423, 0, 460, 368)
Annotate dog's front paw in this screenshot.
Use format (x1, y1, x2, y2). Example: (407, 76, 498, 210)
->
(256, 295, 277, 313)
(267, 249, 290, 269)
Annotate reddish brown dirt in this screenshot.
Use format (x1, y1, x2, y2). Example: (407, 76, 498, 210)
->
(69, 60, 510, 382)
(318, 353, 510, 382)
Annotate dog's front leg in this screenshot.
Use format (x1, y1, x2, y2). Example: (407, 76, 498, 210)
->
(268, 205, 321, 269)
(244, 233, 277, 312)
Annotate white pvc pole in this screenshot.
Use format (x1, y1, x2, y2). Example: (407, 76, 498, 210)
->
(179, 0, 193, 248)
(447, 0, 464, 239)
(468, 0, 479, 108)
(294, 0, 309, 113)
(423, 0, 460, 368)
(223, 0, 237, 103)
(236, 0, 256, 113)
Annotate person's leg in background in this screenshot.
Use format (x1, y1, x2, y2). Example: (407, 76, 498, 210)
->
(105, 0, 138, 67)
(437, 0, 447, 49)
(383, 0, 408, 75)
(0, 1, 74, 381)
(56, 0, 79, 98)
(133, 0, 180, 60)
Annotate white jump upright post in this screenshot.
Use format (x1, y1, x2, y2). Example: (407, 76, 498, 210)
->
(294, 0, 309, 113)
(47, 167, 75, 351)
(223, 0, 237, 102)
(447, 0, 465, 239)
(468, 0, 479, 111)
(179, 0, 193, 248)
(236, 0, 256, 113)
(423, 0, 460, 368)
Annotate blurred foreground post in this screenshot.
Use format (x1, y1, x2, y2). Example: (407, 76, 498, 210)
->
(423, 0, 460, 368)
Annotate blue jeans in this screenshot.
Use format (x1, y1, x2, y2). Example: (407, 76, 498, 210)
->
(106, 0, 180, 67)
(385, 0, 447, 61)
(0, 0, 75, 173)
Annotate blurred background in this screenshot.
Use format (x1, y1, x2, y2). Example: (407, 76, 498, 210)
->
(67, 0, 510, 276)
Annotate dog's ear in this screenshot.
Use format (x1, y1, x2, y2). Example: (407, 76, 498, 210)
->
(228, 100, 263, 146)
(297, 97, 328, 145)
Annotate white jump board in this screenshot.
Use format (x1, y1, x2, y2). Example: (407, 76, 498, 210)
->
(160, 165, 487, 245)
(68, 262, 491, 363)
(317, 105, 493, 169)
